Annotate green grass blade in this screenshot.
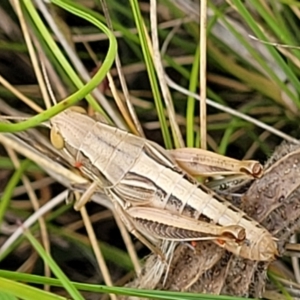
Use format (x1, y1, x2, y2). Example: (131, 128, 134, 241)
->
(24, 229, 85, 300)
(0, 277, 66, 300)
(0, 0, 117, 132)
(129, 0, 172, 148)
(186, 46, 200, 148)
(231, 0, 300, 106)
(0, 159, 30, 225)
(0, 270, 252, 300)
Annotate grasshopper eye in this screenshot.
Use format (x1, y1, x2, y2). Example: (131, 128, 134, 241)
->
(50, 127, 65, 150)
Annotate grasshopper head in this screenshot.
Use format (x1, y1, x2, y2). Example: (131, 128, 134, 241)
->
(50, 107, 91, 151)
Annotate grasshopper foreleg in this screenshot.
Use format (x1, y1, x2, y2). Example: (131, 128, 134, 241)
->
(73, 180, 99, 210)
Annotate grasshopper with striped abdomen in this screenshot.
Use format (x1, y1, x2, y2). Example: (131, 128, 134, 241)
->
(49, 106, 278, 262)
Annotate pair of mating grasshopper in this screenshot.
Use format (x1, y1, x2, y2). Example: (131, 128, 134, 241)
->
(49, 106, 278, 262)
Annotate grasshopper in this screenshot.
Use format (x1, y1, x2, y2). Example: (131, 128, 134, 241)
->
(49, 106, 277, 261)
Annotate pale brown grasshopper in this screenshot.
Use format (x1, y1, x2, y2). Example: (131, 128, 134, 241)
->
(49, 106, 277, 262)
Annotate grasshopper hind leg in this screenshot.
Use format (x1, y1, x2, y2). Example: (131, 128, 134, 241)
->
(108, 191, 166, 261)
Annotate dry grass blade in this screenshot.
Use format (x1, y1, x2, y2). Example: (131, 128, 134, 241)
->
(149, 0, 184, 148)
(10, 0, 51, 110)
(79, 206, 117, 300)
(166, 75, 300, 145)
(100, 0, 144, 137)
